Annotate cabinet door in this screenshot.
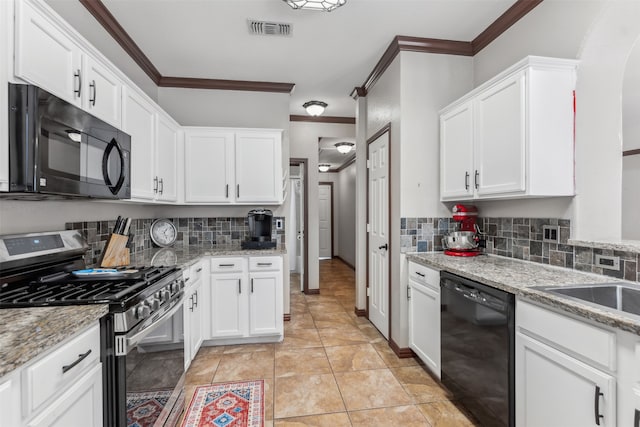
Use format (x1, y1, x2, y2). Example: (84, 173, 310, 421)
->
(248, 272, 283, 336)
(122, 87, 156, 200)
(0, 374, 20, 427)
(26, 363, 102, 427)
(188, 280, 203, 359)
(235, 131, 282, 203)
(84, 56, 121, 128)
(408, 279, 440, 378)
(440, 102, 474, 200)
(516, 332, 616, 427)
(15, 0, 82, 106)
(184, 130, 234, 203)
(475, 71, 526, 197)
(209, 274, 246, 338)
(155, 114, 179, 202)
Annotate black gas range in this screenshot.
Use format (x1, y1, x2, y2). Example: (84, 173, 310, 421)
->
(0, 230, 186, 427)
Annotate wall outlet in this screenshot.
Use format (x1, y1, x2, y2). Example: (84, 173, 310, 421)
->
(595, 254, 620, 271)
(542, 225, 559, 243)
(275, 219, 283, 230)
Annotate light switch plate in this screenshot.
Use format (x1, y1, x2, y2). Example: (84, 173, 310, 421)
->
(275, 219, 283, 230)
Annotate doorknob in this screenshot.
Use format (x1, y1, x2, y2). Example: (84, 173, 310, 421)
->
(378, 243, 388, 250)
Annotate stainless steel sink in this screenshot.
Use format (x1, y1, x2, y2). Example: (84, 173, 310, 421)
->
(532, 283, 640, 317)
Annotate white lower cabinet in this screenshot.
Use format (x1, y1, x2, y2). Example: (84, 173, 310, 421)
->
(0, 322, 102, 427)
(206, 256, 283, 343)
(516, 299, 616, 426)
(407, 261, 441, 378)
(184, 275, 203, 366)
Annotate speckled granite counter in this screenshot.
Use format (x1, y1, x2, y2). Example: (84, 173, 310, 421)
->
(407, 252, 640, 335)
(0, 305, 108, 378)
(128, 245, 287, 269)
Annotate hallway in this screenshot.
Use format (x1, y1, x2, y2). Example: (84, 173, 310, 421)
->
(183, 258, 477, 426)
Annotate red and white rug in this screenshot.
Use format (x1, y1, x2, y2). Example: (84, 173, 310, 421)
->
(180, 380, 264, 427)
(127, 389, 173, 427)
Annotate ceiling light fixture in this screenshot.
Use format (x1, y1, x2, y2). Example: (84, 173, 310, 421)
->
(283, 0, 346, 12)
(318, 164, 331, 172)
(335, 142, 354, 154)
(303, 100, 328, 116)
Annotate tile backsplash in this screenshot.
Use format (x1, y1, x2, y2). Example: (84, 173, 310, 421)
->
(66, 216, 284, 267)
(403, 216, 640, 283)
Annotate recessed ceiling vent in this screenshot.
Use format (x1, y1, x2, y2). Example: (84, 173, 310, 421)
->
(248, 19, 292, 37)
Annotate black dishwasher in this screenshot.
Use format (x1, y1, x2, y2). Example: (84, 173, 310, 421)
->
(440, 271, 515, 427)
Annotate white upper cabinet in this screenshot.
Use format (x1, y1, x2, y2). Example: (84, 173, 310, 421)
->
(15, 1, 122, 127)
(122, 87, 156, 200)
(155, 113, 180, 202)
(15, 0, 82, 107)
(184, 128, 283, 205)
(235, 131, 282, 203)
(83, 56, 122, 128)
(184, 129, 235, 204)
(440, 56, 578, 201)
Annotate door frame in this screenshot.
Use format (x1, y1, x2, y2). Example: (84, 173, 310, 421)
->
(290, 158, 310, 295)
(318, 181, 334, 258)
(366, 123, 392, 339)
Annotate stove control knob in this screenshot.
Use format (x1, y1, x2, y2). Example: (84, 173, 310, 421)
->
(148, 298, 161, 310)
(161, 290, 172, 301)
(135, 304, 151, 319)
(170, 282, 179, 294)
(154, 291, 162, 300)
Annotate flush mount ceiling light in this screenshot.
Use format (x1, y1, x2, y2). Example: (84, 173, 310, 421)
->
(318, 164, 331, 172)
(283, 0, 346, 12)
(335, 141, 354, 154)
(303, 100, 328, 116)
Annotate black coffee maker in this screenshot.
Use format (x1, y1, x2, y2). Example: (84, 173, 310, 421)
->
(241, 208, 277, 249)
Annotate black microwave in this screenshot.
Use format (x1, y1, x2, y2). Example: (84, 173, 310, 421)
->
(5, 83, 131, 200)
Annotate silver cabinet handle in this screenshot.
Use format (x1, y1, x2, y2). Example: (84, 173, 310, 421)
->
(196, 267, 203, 273)
(74, 69, 82, 97)
(407, 286, 411, 300)
(159, 178, 164, 195)
(89, 80, 96, 106)
(193, 290, 198, 308)
(474, 170, 479, 189)
(226, 184, 229, 198)
(238, 279, 241, 294)
(251, 278, 254, 293)
(219, 264, 235, 268)
(465, 172, 469, 190)
(153, 176, 158, 193)
(237, 184, 240, 198)
(416, 272, 425, 277)
(257, 262, 272, 266)
(189, 295, 194, 312)
(62, 349, 92, 374)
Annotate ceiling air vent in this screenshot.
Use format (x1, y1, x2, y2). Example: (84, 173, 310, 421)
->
(248, 19, 292, 37)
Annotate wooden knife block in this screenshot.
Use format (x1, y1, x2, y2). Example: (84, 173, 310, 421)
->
(101, 234, 130, 267)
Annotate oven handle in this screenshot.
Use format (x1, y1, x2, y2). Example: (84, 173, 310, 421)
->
(125, 296, 183, 347)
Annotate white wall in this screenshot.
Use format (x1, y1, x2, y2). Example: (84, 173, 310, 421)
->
(319, 173, 340, 257)
(289, 121, 355, 291)
(622, 39, 640, 240)
(337, 162, 356, 267)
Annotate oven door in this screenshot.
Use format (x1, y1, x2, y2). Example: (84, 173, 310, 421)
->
(107, 299, 186, 427)
(39, 117, 130, 199)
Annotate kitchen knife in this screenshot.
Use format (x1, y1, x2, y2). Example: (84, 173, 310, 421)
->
(122, 218, 132, 235)
(114, 216, 122, 234)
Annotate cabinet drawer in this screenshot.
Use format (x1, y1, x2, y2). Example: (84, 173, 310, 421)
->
(23, 323, 100, 417)
(249, 256, 281, 271)
(517, 300, 616, 370)
(408, 262, 440, 290)
(211, 257, 245, 273)
(190, 261, 205, 283)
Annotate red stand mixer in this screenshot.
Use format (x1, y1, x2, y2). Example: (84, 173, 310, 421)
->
(442, 204, 483, 257)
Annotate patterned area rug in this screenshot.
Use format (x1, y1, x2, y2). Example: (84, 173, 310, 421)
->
(181, 380, 264, 427)
(127, 389, 173, 427)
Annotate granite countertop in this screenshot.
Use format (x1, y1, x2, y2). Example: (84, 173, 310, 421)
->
(128, 244, 287, 269)
(0, 305, 108, 378)
(407, 252, 640, 335)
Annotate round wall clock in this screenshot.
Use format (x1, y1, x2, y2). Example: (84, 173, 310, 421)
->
(150, 219, 177, 247)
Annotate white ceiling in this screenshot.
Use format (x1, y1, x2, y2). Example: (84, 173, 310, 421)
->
(46, 0, 516, 117)
(319, 136, 356, 169)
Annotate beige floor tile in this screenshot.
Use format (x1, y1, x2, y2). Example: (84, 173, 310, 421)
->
(278, 328, 323, 349)
(185, 353, 221, 385)
(274, 374, 345, 418)
(222, 343, 275, 354)
(195, 344, 226, 355)
(391, 366, 451, 403)
(357, 324, 386, 343)
(417, 401, 478, 427)
(264, 378, 274, 421)
(275, 347, 332, 377)
(318, 326, 369, 347)
(285, 312, 316, 330)
(334, 369, 412, 411)
(213, 352, 274, 382)
(324, 344, 386, 372)
(372, 342, 419, 368)
(349, 405, 429, 426)
(313, 312, 356, 329)
(307, 302, 345, 315)
(274, 412, 352, 426)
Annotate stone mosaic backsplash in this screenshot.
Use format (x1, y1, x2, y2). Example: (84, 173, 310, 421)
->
(66, 216, 284, 267)
(402, 216, 640, 283)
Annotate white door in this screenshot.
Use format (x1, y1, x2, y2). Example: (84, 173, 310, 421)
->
(288, 177, 299, 271)
(84, 56, 122, 128)
(440, 102, 474, 200)
(122, 87, 156, 200)
(249, 272, 282, 336)
(408, 280, 440, 378)
(475, 71, 526, 197)
(318, 184, 332, 259)
(516, 332, 616, 427)
(208, 274, 246, 338)
(367, 130, 390, 338)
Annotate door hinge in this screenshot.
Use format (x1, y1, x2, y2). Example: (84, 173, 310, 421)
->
(366, 160, 371, 169)
(366, 287, 370, 297)
(366, 223, 370, 232)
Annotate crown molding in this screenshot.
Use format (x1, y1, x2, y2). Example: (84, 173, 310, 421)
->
(159, 76, 295, 93)
(290, 115, 356, 124)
